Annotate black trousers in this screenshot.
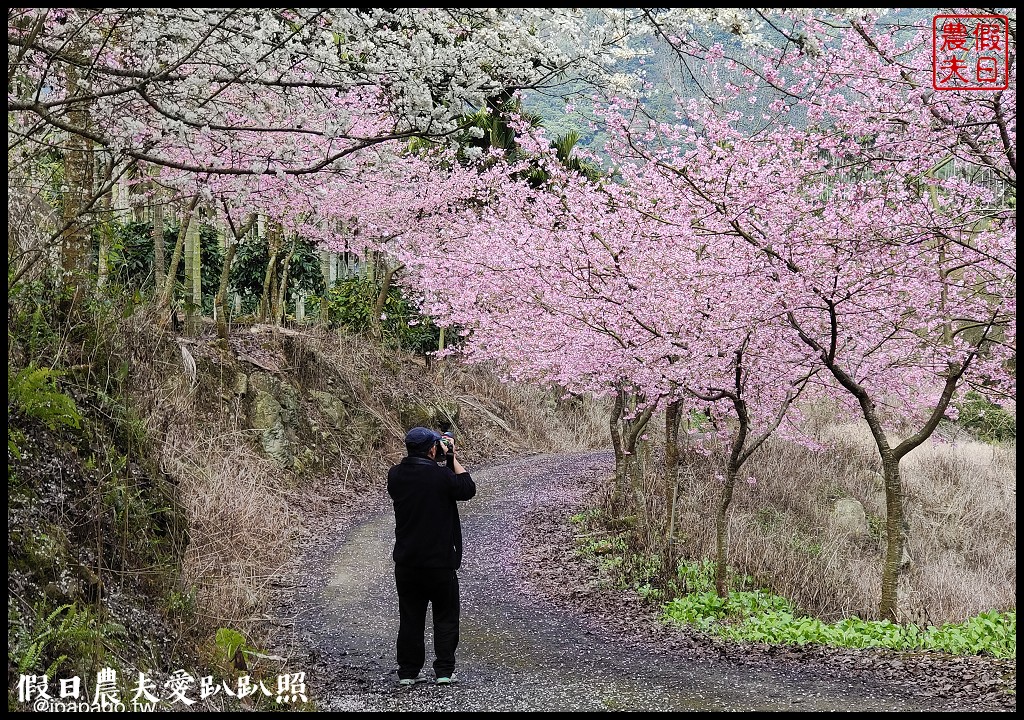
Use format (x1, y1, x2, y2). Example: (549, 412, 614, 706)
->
(394, 565, 461, 679)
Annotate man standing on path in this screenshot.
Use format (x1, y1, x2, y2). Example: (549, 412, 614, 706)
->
(387, 426, 476, 687)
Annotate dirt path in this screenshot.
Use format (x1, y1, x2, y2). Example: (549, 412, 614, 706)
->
(269, 450, 1015, 712)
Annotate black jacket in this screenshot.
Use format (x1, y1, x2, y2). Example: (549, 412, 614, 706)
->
(387, 455, 476, 569)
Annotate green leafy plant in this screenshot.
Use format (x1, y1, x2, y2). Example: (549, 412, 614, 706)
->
(685, 409, 712, 432)
(663, 584, 1016, 659)
(10, 602, 125, 679)
(213, 627, 279, 672)
(215, 627, 249, 663)
(167, 588, 197, 622)
(230, 234, 324, 316)
(677, 559, 714, 594)
(8, 365, 82, 457)
(104, 219, 157, 289)
(953, 391, 1015, 443)
(321, 275, 452, 354)
(101, 220, 223, 305)
(626, 553, 664, 597)
(925, 610, 1016, 657)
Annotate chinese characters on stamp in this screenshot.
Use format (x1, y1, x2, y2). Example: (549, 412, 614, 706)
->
(933, 14, 1009, 91)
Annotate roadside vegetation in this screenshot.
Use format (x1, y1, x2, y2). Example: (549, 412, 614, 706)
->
(569, 404, 1016, 661)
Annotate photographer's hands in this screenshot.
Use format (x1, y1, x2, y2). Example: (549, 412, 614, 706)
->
(442, 433, 466, 474)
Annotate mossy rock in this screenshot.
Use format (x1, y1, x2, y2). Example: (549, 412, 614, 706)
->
(338, 408, 385, 451)
(310, 390, 350, 429)
(398, 401, 460, 432)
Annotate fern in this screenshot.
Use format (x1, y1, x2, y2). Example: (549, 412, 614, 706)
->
(8, 365, 82, 432)
(8, 365, 82, 456)
(16, 639, 44, 675)
(12, 602, 111, 678)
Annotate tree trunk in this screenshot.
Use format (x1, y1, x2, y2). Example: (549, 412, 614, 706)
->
(59, 61, 94, 305)
(608, 386, 655, 516)
(259, 225, 281, 323)
(192, 215, 202, 316)
(183, 212, 200, 333)
(839, 398, 908, 622)
(96, 171, 112, 289)
(714, 460, 739, 597)
(152, 182, 166, 291)
(319, 250, 333, 326)
(714, 392, 750, 598)
(664, 399, 682, 562)
(274, 242, 295, 326)
(157, 195, 201, 323)
(216, 242, 238, 341)
(609, 387, 626, 510)
(370, 260, 403, 341)
(216, 212, 256, 341)
(878, 452, 905, 622)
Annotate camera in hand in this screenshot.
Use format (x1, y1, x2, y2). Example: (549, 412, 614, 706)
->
(436, 432, 454, 460)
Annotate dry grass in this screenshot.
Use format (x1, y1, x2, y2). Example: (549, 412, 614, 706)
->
(173, 435, 298, 630)
(123, 326, 297, 635)
(672, 420, 1016, 624)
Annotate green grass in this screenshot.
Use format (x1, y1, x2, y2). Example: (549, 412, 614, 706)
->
(662, 585, 1015, 658)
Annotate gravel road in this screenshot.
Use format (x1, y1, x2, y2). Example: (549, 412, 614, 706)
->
(269, 450, 1015, 712)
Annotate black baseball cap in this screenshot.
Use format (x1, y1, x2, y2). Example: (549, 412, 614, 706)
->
(405, 426, 442, 454)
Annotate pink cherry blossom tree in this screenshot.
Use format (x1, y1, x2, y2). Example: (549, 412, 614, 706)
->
(396, 124, 829, 593)
(591, 9, 1015, 619)
(398, 10, 1013, 618)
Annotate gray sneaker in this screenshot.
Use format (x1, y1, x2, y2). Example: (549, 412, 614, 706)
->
(399, 672, 427, 686)
(435, 675, 456, 686)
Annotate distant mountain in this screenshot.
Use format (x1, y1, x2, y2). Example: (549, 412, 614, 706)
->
(520, 8, 952, 158)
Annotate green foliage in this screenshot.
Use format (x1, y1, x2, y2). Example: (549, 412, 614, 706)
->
(9, 602, 126, 679)
(105, 219, 157, 289)
(7, 275, 76, 365)
(550, 128, 603, 182)
(574, 528, 632, 578)
(215, 627, 249, 663)
(410, 91, 602, 185)
(926, 610, 1016, 657)
(101, 219, 222, 301)
(628, 553, 664, 598)
(230, 234, 325, 315)
(8, 365, 82, 457)
(576, 533, 627, 559)
(570, 508, 603, 526)
(676, 559, 717, 594)
(663, 583, 1016, 659)
(953, 391, 1015, 443)
(686, 409, 712, 432)
(100, 463, 178, 574)
(321, 275, 451, 354)
(573, 514, 1014, 659)
(105, 219, 327, 316)
(167, 588, 197, 622)
(172, 222, 224, 312)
